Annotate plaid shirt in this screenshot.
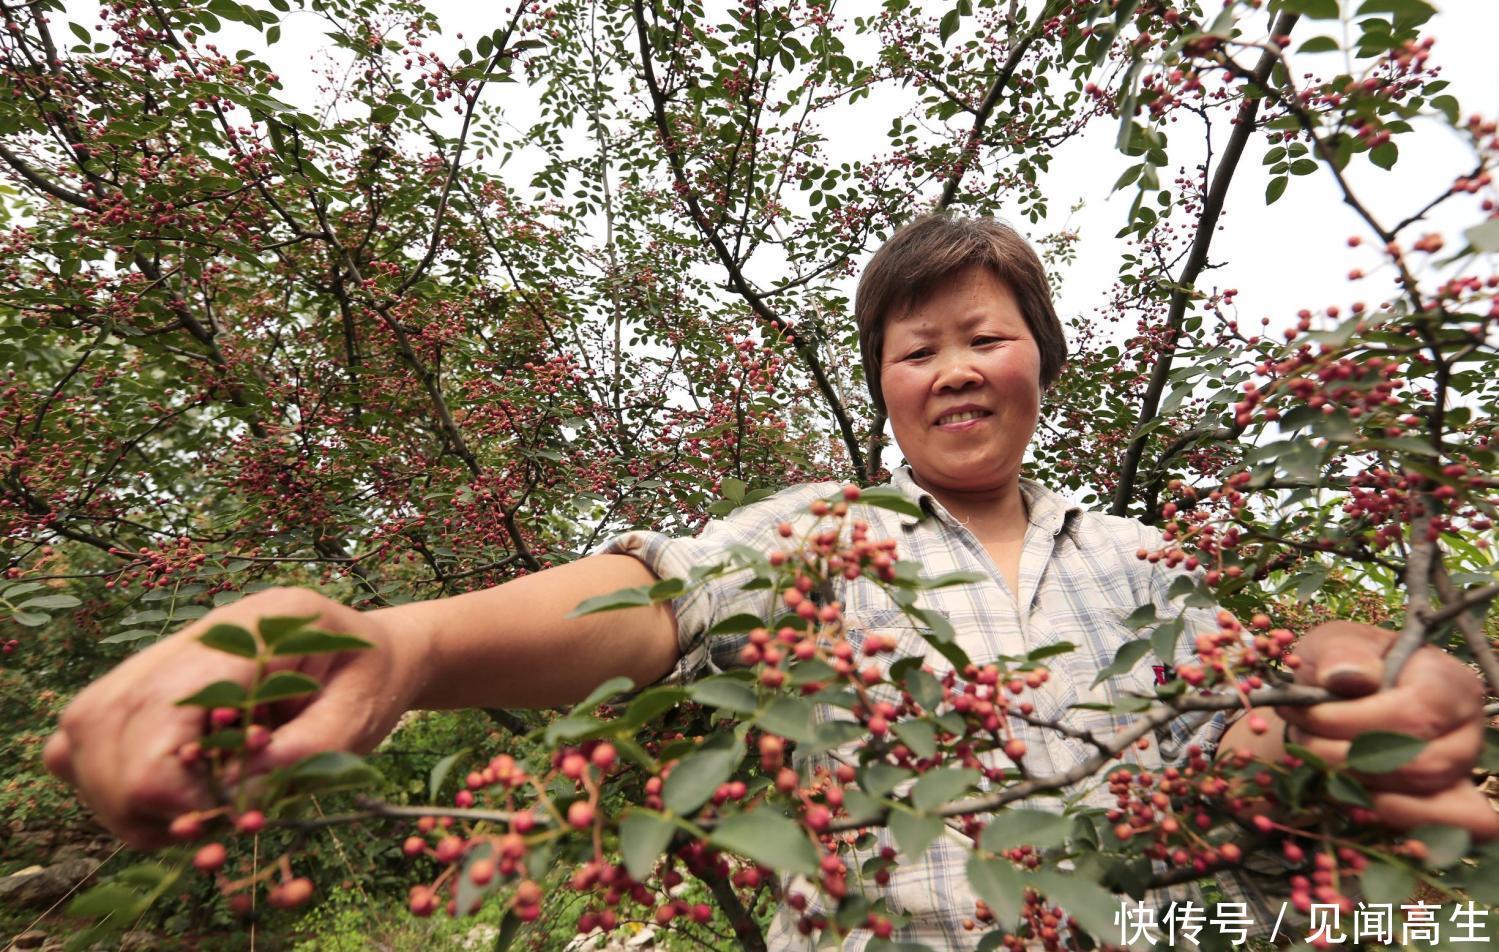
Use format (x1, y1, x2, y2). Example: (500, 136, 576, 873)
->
(605, 467, 1273, 949)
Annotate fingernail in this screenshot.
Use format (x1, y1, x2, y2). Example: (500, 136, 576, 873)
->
(1322, 663, 1368, 680)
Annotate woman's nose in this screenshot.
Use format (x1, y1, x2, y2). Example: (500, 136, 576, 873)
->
(933, 353, 983, 391)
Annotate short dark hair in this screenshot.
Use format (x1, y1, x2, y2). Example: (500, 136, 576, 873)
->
(855, 213, 1067, 416)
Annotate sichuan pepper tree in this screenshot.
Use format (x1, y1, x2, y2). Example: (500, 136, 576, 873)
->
(1, 0, 1496, 949)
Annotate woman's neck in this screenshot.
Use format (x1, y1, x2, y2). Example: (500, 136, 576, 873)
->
(909, 470, 1029, 540)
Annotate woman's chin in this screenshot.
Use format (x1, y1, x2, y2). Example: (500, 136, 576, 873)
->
(911, 462, 1013, 495)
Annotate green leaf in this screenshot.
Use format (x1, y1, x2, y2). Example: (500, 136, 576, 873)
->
(1431, 93, 1459, 124)
(855, 486, 924, 519)
(892, 720, 938, 759)
(617, 687, 687, 729)
(1369, 141, 1397, 170)
(574, 675, 635, 712)
(1284, 0, 1340, 18)
(1479, 727, 1499, 773)
(1122, 604, 1156, 629)
(710, 809, 818, 877)
(199, 623, 258, 659)
(705, 613, 766, 635)
(720, 477, 746, 502)
(687, 676, 758, 714)
(287, 751, 382, 790)
(662, 746, 740, 814)
(903, 668, 943, 712)
(1266, 175, 1288, 204)
(1297, 35, 1340, 53)
(938, 9, 960, 44)
(429, 748, 471, 801)
(175, 680, 247, 708)
(889, 810, 945, 862)
(18, 594, 81, 610)
(1026, 641, 1077, 662)
(649, 577, 686, 601)
(1346, 731, 1426, 773)
(1355, 0, 1436, 24)
(12, 610, 50, 627)
(910, 767, 980, 813)
(252, 670, 320, 704)
(980, 810, 1072, 852)
(918, 570, 986, 590)
(1411, 824, 1470, 868)
(100, 629, 158, 644)
(1464, 218, 1499, 253)
(620, 809, 676, 880)
(966, 857, 1023, 929)
(67, 882, 144, 918)
(269, 628, 373, 656)
(1327, 772, 1373, 807)
(757, 696, 818, 744)
(860, 763, 913, 798)
(492, 909, 522, 952)
(1093, 638, 1151, 687)
(568, 585, 653, 616)
(258, 614, 318, 647)
(1360, 860, 1415, 907)
(1027, 870, 1120, 944)
(1150, 617, 1185, 667)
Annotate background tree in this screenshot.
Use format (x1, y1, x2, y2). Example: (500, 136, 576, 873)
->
(1, 0, 1496, 949)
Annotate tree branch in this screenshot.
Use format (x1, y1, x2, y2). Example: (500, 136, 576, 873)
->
(630, 0, 867, 481)
(1109, 12, 1299, 517)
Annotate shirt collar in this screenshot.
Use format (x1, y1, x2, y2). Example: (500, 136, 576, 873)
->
(888, 466, 1081, 537)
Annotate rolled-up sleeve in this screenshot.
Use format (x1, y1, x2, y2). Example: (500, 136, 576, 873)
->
(600, 481, 838, 685)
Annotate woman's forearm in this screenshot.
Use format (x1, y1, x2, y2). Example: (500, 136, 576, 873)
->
(372, 554, 680, 711)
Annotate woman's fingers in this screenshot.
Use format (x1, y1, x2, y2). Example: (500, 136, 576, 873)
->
(1281, 641, 1483, 742)
(1287, 719, 1485, 795)
(1368, 784, 1499, 842)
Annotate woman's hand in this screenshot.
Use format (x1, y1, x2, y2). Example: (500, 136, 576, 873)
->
(1277, 620, 1499, 839)
(43, 587, 417, 850)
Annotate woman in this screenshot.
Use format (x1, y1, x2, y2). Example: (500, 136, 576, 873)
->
(45, 215, 1495, 947)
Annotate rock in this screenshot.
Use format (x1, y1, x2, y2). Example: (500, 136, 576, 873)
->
(0, 859, 98, 908)
(116, 931, 158, 952)
(10, 931, 48, 950)
(459, 925, 499, 951)
(51, 838, 116, 865)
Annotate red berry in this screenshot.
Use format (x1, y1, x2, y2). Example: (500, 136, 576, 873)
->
(193, 842, 227, 872)
(409, 885, 437, 917)
(268, 877, 313, 909)
(169, 813, 204, 840)
(435, 835, 464, 864)
(468, 858, 495, 886)
(234, 811, 265, 835)
(590, 743, 617, 770)
(567, 800, 595, 829)
(244, 724, 271, 752)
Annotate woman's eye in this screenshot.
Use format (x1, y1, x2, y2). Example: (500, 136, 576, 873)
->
(903, 349, 930, 361)
(974, 336, 1002, 345)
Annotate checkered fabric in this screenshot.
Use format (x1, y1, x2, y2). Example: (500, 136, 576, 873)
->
(604, 467, 1275, 949)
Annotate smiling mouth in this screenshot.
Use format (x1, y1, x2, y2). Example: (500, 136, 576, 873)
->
(934, 410, 992, 426)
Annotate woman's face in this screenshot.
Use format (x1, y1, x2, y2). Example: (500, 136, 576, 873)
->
(878, 265, 1042, 497)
